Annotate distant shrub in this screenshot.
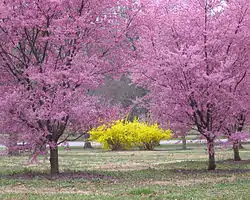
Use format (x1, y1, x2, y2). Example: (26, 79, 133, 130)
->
(133, 120, 172, 150)
(89, 119, 135, 150)
(89, 118, 172, 150)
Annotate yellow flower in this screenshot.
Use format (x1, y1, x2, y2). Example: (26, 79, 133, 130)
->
(89, 117, 172, 150)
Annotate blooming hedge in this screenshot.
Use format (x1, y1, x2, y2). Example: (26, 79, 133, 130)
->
(89, 118, 172, 150)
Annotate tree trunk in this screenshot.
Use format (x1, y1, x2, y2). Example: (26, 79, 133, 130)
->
(239, 141, 244, 149)
(8, 133, 19, 156)
(207, 140, 216, 170)
(181, 135, 187, 150)
(233, 142, 241, 161)
(50, 146, 59, 175)
(84, 141, 92, 149)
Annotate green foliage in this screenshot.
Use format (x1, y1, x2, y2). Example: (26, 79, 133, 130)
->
(89, 118, 172, 150)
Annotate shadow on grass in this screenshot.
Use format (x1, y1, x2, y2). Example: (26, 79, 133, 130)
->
(1, 159, 250, 181)
(0, 170, 118, 181)
(153, 148, 195, 152)
(167, 159, 250, 175)
(169, 168, 250, 176)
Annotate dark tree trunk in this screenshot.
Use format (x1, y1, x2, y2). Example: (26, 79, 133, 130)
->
(8, 133, 19, 156)
(233, 142, 241, 161)
(181, 135, 187, 150)
(207, 140, 216, 170)
(84, 141, 92, 149)
(50, 146, 59, 175)
(46, 116, 68, 175)
(145, 143, 153, 150)
(239, 141, 244, 149)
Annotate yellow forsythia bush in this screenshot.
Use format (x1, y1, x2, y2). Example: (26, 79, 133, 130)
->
(133, 120, 172, 150)
(89, 118, 172, 150)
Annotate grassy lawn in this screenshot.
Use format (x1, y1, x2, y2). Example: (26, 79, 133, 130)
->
(0, 143, 250, 200)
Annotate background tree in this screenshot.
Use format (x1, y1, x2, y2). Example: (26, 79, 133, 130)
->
(222, 72, 250, 161)
(90, 74, 148, 119)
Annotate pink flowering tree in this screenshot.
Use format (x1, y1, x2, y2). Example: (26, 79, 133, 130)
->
(0, 0, 139, 174)
(131, 0, 250, 170)
(222, 72, 250, 161)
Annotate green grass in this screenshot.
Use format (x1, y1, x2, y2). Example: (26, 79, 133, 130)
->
(0, 144, 250, 200)
(129, 188, 155, 195)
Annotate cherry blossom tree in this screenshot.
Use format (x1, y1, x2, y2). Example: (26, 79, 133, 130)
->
(222, 72, 250, 161)
(0, 0, 138, 174)
(132, 0, 250, 169)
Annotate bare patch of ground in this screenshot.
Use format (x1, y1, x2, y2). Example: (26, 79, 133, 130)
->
(96, 163, 150, 171)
